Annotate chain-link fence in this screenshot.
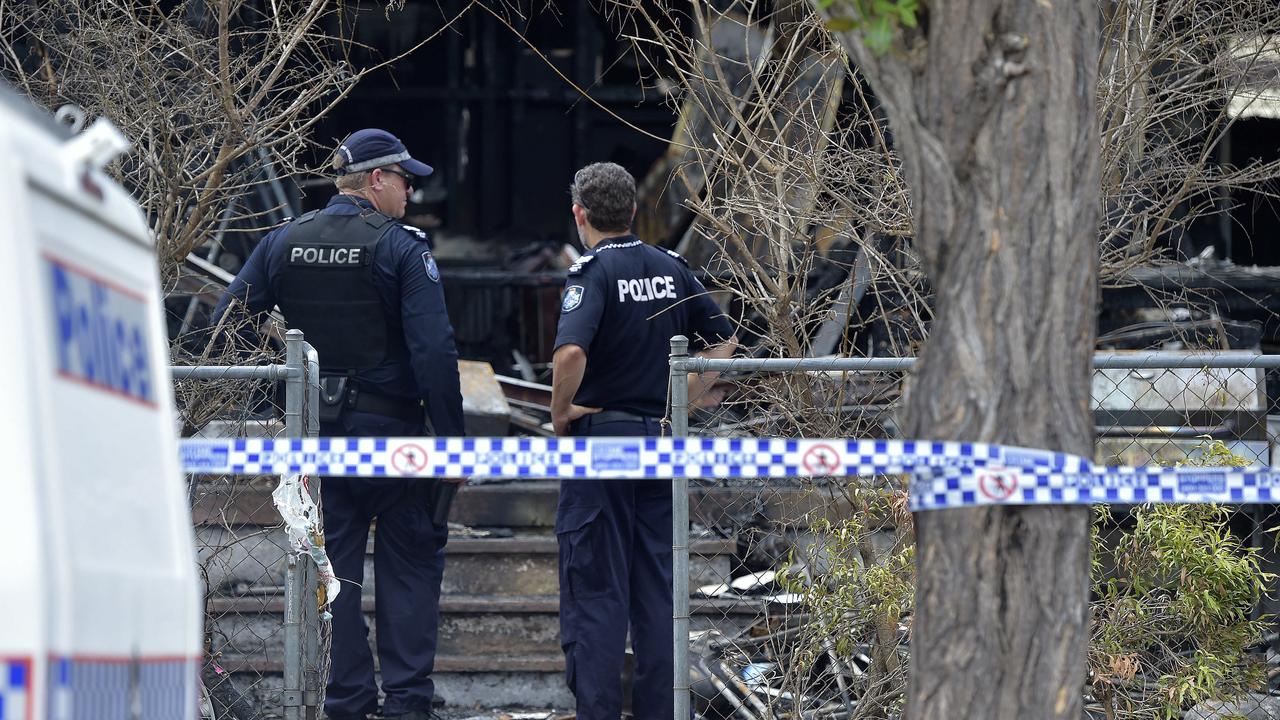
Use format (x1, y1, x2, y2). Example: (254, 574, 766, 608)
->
(173, 329, 326, 720)
(668, 338, 1280, 720)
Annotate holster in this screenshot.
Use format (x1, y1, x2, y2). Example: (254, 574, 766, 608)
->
(318, 376, 349, 424)
(318, 376, 425, 425)
(428, 480, 459, 525)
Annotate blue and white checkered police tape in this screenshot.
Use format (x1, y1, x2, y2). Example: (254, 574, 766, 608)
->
(178, 436, 1280, 512)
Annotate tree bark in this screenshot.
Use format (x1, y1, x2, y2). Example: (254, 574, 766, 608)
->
(823, 1, 1101, 718)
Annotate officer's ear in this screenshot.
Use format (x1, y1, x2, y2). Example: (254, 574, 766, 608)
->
(572, 203, 588, 227)
(629, 202, 637, 225)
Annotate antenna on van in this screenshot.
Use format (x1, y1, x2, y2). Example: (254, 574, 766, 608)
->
(53, 104, 86, 133)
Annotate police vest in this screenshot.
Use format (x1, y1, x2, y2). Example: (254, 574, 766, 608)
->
(275, 208, 400, 373)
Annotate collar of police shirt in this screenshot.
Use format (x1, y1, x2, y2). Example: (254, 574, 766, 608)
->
(592, 237, 642, 252)
(334, 192, 377, 210)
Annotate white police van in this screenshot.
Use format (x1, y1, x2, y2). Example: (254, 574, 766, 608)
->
(0, 85, 200, 718)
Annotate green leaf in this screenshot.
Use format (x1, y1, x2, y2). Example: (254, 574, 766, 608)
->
(863, 16, 895, 54)
(898, 5, 919, 28)
(824, 16, 860, 33)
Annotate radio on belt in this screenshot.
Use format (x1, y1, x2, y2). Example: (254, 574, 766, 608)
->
(0, 83, 200, 719)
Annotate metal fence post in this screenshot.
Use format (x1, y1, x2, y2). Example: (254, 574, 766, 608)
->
(173, 337, 326, 718)
(669, 335, 691, 720)
(301, 341, 322, 718)
(305, 343, 321, 438)
(282, 330, 305, 719)
(284, 330, 305, 437)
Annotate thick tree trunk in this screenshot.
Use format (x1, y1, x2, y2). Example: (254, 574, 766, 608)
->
(824, 1, 1101, 718)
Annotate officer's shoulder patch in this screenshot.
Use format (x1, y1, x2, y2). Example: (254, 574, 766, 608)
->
(567, 254, 596, 276)
(562, 285, 585, 312)
(421, 250, 440, 282)
(400, 223, 429, 241)
(664, 248, 689, 266)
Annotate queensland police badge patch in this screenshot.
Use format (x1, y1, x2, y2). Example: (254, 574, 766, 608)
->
(421, 251, 440, 282)
(562, 285, 584, 312)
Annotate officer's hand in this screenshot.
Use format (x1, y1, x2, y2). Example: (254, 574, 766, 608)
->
(553, 404, 602, 436)
(690, 383, 727, 411)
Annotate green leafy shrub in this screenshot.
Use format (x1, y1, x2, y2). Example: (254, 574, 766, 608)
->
(779, 484, 915, 718)
(785, 440, 1270, 719)
(1088, 440, 1271, 719)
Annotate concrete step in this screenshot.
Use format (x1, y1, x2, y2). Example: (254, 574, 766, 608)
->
(210, 654, 574, 710)
(206, 594, 764, 660)
(197, 526, 738, 606)
(214, 652, 566, 675)
(451, 481, 558, 528)
(193, 480, 843, 530)
(208, 595, 562, 658)
(191, 481, 562, 528)
(208, 595, 763, 709)
(368, 534, 737, 596)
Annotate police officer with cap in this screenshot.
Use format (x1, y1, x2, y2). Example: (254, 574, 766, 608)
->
(214, 128, 463, 720)
(550, 162, 736, 720)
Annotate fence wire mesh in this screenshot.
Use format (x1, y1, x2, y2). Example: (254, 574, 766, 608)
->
(173, 333, 326, 720)
(674, 354, 1280, 720)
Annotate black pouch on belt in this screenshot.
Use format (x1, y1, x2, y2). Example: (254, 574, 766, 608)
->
(318, 376, 349, 424)
(428, 480, 459, 525)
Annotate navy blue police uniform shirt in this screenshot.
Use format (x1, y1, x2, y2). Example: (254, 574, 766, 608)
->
(213, 194, 465, 436)
(554, 235, 734, 418)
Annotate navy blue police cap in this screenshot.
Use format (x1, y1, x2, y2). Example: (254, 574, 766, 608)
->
(334, 128, 433, 177)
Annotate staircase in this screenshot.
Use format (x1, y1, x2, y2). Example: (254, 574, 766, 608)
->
(197, 479, 742, 713)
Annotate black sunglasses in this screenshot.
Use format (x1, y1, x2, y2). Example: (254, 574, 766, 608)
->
(379, 167, 415, 189)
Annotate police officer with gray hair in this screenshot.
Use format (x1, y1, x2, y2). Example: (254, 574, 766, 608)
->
(551, 162, 737, 720)
(214, 128, 463, 720)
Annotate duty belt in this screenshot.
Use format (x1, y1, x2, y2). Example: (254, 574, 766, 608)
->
(590, 410, 658, 425)
(350, 390, 422, 423)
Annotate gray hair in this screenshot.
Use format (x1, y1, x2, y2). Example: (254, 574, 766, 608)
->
(570, 162, 636, 233)
(332, 149, 371, 191)
(334, 170, 371, 191)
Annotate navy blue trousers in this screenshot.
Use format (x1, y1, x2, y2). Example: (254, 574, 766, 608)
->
(559, 415, 673, 720)
(321, 411, 448, 718)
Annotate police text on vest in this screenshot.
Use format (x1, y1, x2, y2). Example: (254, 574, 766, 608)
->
(290, 246, 363, 265)
(618, 276, 676, 302)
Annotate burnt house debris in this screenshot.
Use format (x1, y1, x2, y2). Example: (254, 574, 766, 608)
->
(144, 2, 1280, 388)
